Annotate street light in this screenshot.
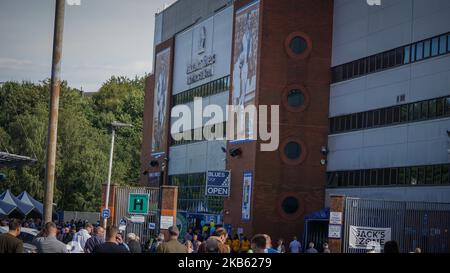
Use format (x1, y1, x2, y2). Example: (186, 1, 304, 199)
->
(103, 121, 132, 229)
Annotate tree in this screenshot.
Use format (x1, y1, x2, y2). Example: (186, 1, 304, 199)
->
(0, 76, 146, 212)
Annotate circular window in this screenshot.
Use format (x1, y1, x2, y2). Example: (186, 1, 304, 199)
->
(285, 32, 312, 60)
(281, 197, 299, 214)
(284, 142, 301, 160)
(287, 89, 305, 108)
(290, 36, 307, 55)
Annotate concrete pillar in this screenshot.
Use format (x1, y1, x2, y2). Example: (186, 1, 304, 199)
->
(328, 194, 345, 253)
(159, 185, 178, 240)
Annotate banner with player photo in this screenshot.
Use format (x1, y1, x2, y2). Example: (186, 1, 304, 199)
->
(151, 48, 171, 153)
(231, 0, 260, 141)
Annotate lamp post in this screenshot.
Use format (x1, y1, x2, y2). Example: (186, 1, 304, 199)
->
(103, 121, 132, 229)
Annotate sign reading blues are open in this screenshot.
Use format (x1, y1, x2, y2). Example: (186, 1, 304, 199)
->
(206, 170, 231, 197)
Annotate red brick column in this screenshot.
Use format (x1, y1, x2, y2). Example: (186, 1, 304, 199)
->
(329, 195, 345, 253)
(160, 185, 178, 240)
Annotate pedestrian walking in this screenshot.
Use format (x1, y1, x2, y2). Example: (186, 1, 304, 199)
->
(198, 227, 230, 253)
(323, 242, 331, 253)
(0, 219, 23, 253)
(231, 234, 240, 253)
(93, 226, 130, 253)
(289, 236, 301, 253)
(305, 242, 318, 253)
(33, 222, 68, 253)
(127, 233, 142, 253)
(185, 240, 194, 253)
(251, 234, 266, 253)
(156, 226, 187, 253)
(84, 226, 105, 253)
(240, 236, 251, 253)
(192, 234, 201, 253)
(276, 238, 286, 253)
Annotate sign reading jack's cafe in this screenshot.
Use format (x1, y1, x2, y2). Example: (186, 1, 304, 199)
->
(348, 226, 391, 249)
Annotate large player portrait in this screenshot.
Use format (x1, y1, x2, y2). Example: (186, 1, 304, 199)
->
(151, 48, 171, 153)
(231, 1, 260, 140)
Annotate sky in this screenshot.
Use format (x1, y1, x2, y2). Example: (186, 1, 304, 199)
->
(0, 0, 176, 92)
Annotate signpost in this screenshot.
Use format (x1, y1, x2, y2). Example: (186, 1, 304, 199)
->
(102, 208, 110, 219)
(128, 193, 149, 215)
(205, 170, 231, 197)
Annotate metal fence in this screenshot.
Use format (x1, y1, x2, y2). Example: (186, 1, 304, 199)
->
(343, 197, 450, 253)
(113, 186, 160, 244)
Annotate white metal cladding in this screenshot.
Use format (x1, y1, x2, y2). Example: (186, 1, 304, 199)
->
(342, 197, 450, 253)
(114, 186, 160, 244)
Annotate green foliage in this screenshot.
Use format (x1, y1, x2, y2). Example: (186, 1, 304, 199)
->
(0, 76, 145, 211)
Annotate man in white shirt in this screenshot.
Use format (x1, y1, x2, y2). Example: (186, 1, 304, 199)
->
(289, 236, 301, 253)
(73, 223, 93, 250)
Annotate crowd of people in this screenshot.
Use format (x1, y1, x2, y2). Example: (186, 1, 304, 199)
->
(0, 218, 418, 254)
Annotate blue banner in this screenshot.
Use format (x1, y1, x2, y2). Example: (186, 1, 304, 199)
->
(206, 170, 231, 197)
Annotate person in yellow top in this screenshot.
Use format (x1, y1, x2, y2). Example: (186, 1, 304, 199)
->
(240, 236, 251, 253)
(231, 234, 241, 253)
(225, 235, 232, 249)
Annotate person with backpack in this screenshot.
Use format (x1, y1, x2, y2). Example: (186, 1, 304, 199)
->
(198, 227, 230, 253)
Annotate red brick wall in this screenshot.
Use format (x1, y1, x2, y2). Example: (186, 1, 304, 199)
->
(225, 0, 333, 241)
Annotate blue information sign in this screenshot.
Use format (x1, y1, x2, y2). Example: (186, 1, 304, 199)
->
(206, 170, 231, 197)
(102, 208, 110, 219)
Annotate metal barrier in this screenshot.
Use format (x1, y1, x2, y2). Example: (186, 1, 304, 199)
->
(343, 197, 450, 253)
(113, 186, 160, 244)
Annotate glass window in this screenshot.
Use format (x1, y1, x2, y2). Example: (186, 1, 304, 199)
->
(290, 36, 308, 55)
(391, 168, 398, 185)
(371, 170, 377, 186)
(351, 114, 357, 130)
(384, 169, 390, 185)
(386, 108, 393, 124)
(416, 41, 424, 60)
(376, 54, 382, 70)
(369, 55, 376, 72)
(382, 52, 389, 69)
(333, 66, 343, 82)
(284, 142, 301, 160)
(400, 104, 408, 122)
(379, 109, 386, 125)
(398, 168, 405, 185)
(405, 167, 411, 185)
(413, 102, 421, 120)
(396, 47, 404, 65)
(377, 169, 384, 186)
(287, 89, 305, 108)
(364, 170, 370, 186)
(367, 111, 374, 127)
(359, 58, 367, 74)
(418, 167, 425, 185)
(436, 97, 444, 116)
(357, 113, 363, 129)
(353, 61, 359, 77)
(346, 116, 351, 130)
(346, 63, 353, 79)
(348, 172, 354, 186)
(411, 44, 416, 62)
(433, 165, 442, 185)
(388, 50, 396, 67)
(393, 106, 400, 123)
(281, 197, 299, 214)
(426, 166, 433, 185)
(442, 165, 449, 184)
(431, 37, 439, 56)
(421, 101, 428, 119)
(429, 99, 436, 118)
(404, 45, 411, 64)
(423, 39, 431, 58)
(410, 167, 418, 185)
(448, 34, 450, 52)
(342, 64, 348, 81)
(373, 110, 380, 126)
(445, 97, 450, 115)
(439, 35, 447, 55)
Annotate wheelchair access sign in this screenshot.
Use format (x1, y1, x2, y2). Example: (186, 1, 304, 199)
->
(206, 170, 231, 197)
